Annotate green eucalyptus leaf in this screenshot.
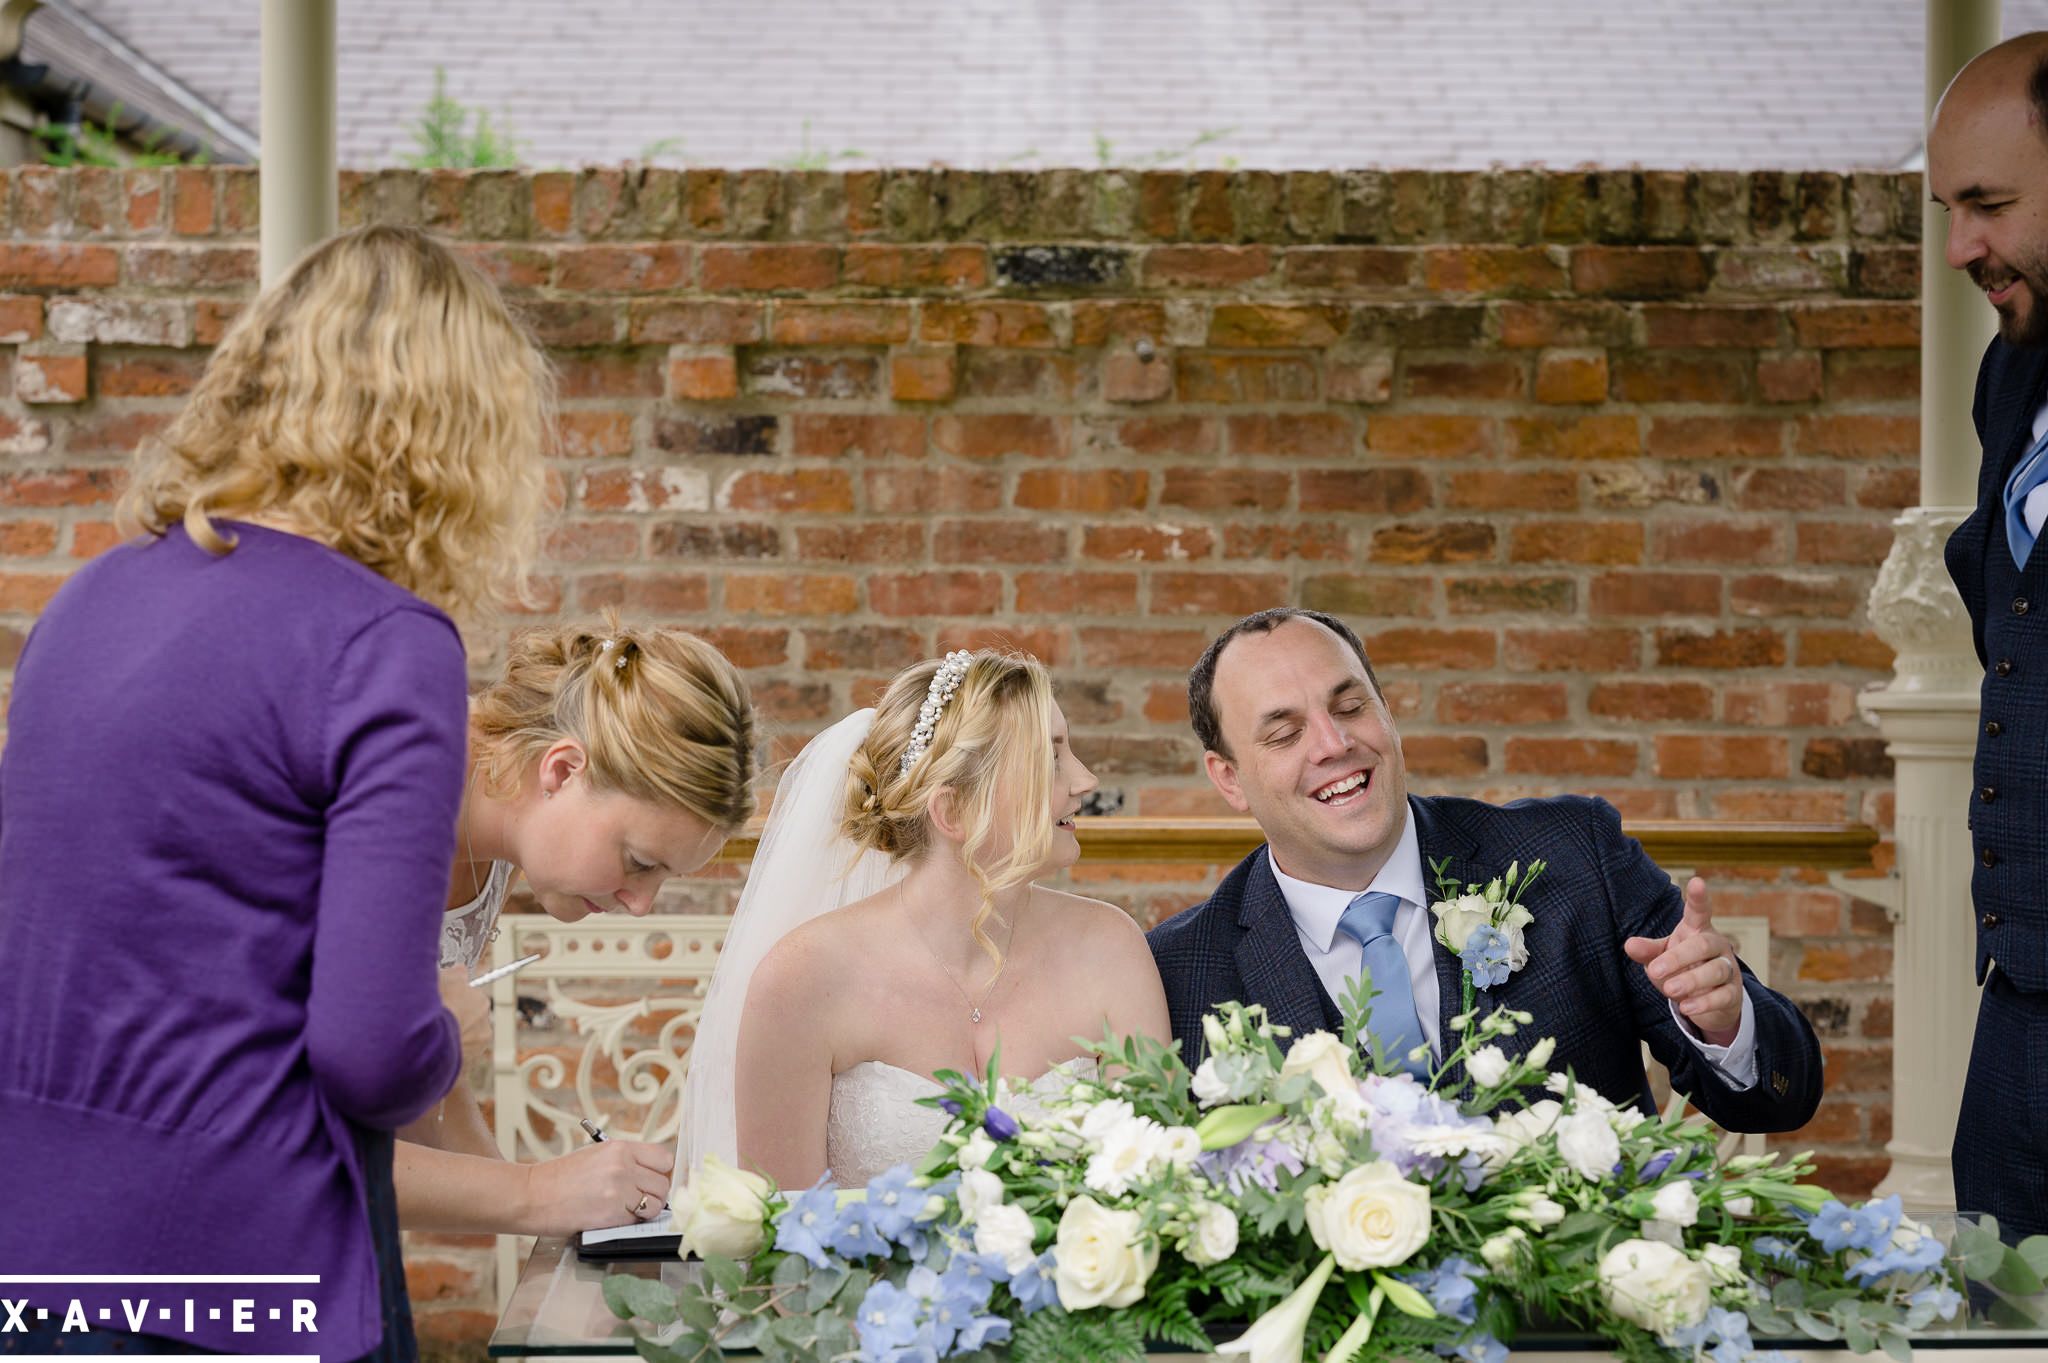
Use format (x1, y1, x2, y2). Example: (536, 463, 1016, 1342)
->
(633, 1332, 701, 1363)
(603, 1274, 681, 1327)
(677, 1294, 723, 1334)
(2017, 1235, 2048, 1278)
(771, 1253, 810, 1288)
(801, 1263, 849, 1313)
(702, 1253, 748, 1298)
(719, 1315, 764, 1350)
(1792, 1310, 1840, 1342)
(1988, 1250, 2046, 1298)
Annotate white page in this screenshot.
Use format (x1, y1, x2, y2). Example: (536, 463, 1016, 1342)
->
(580, 1208, 676, 1247)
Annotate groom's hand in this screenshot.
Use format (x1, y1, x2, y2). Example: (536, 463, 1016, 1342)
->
(1623, 876, 1744, 1047)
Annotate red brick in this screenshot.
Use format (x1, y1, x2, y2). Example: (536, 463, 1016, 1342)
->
(555, 352, 663, 399)
(1419, 246, 1564, 295)
(769, 303, 912, 346)
(1730, 572, 1864, 619)
(793, 523, 926, 565)
(1143, 245, 1272, 287)
(0, 519, 57, 556)
(14, 347, 85, 404)
(1590, 572, 1722, 616)
(1369, 522, 1495, 564)
(531, 172, 573, 235)
(1757, 351, 1825, 403)
(1325, 349, 1395, 404)
(1496, 301, 1633, 348)
(1654, 735, 1789, 780)
(1082, 524, 1216, 562)
(1795, 414, 1917, 459)
(1569, 246, 1708, 298)
(699, 244, 838, 292)
(1644, 416, 1786, 460)
(1175, 353, 1322, 405)
(69, 521, 122, 558)
(1504, 628, 1639, 672)
(1588, 680, 1716, 722)
(932, 519, 1068, 564)
(1855, 467, 1919, 509)
(1014, 469, 1148, 512)
(555, 244, 688, 292)
(1223, 523, 1349, 561)
(1445, 470, 1579, 511)
(96, 351, 203, 397)
(514, 299, 621, 347)
(124, 169, 164, 232)
(0, 244, 118, 289)
(63, 410, 170, 455)
(939, 625, 1071, 666)
(1508, 521, 1642, 564)
(1534, 350, 1607, 404)
(1079, 627, 1215, 670)
(1105, 415, 1220, 457)
(921, 301, 1057, 348)
(1641, 306, 1783, 348)
(1824, 351, 1918, 402)
(627, 300, 764, 345)
(1790, 303, 1918, 349)
(1159, 467, 1291, 512)
(722, 470, 854, 515)
(1282, 247, 1411, 290)
(1142, 682, 1190, 724)
(0, 570, 70, 611)
(1723, 681, 1858, 726)
(668, 349, 739, 400)
(741, 353, 878, 401)
(1654, 627, 1787, 669)
(724, 574, 858, 616)
(553, 411, 634, 459)
(1438, 682, 1568, 725)
(1406, 358, 1525, 401)
(1070, 302, 1167, 348)
(1403, 735, 1490, 778)
(577, 469, 708, 513)
(1300, 575, 1437, 618)
(1506, 415, 1639, 460)
(1798, 629, 1895, 670)
(805, 626, 925, 672)
(1444, 575, 1575, 615)
(545, 520, 644, 563)
(1300, 467, 1431, 514)
(1366, 413, 1493, 458)
(864, 467, 1003, 513)
(194, 299, 244, 345)
(1504, 738, 1639, 777)
(1015, 571, 1139, 613)
(890, 346, 958, 402)
(170, 167, 214, 235)
(842, 245, 988, 290)
(1651, 520, 1786, 564)
(1206, 304, 1346, 347)
(1715, 789, 1851, 822)
(1151, 571, 1290, 617)
(1802, 950, 1893, 985)
(931, 413, 1068, 460)
(870, 571, 1004, 616)
(1365, 628, 1496, 670)
(1796, 521, 1894, 565)
(792, 414, 925, 459)
(1228, 412, 1354, 458)
(1102, 345, 1173, 403)
(123, 245, 259, 289)
(1730, 467, 1846, 512)
(1609, 353, 1749, 404)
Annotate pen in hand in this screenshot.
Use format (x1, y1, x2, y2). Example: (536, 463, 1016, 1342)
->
(578, 1116, 607, 1143)
(468, 952, 543, 987)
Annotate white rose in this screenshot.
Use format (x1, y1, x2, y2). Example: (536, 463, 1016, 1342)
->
(1183, 1200, 1240, 1266)
(957, 1130, 997, 1170)
(1466, 1045, 1511, 1089)
(1086, 1117, 1167, 1197)
(1432, 893, 1493, 951)
(1556, 1109, 1622, 1180)
(1598, 1239, 1712, 1335)
(672, 1154, 771, 1260)
(1302, 1161, 1431, 1270)
(1080, 1098, 1136, 1146)
(1648, 1181, 1700, 1229)
(1480, 1226, 1528, 1271)
(1161, 1126, 1203, 1170)
(1053, 1195, 1158, 1310)
(1701, 1242, 1744, 1285)
(957, 1168, 1005, 1222)
(1192, 1057, 1233, 1107)
(973, 1201, 1038, 1275)
(1524, 1037, 1556, 1071)
(1279, 1031, 1358, 1102)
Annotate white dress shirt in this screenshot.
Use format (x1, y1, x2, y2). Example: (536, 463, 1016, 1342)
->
(2024, 398, 2048, 538)
(1266, 813, 1758, 1089)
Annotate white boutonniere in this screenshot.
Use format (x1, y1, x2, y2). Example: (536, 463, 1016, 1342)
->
(1428, 856, 1546, 1010)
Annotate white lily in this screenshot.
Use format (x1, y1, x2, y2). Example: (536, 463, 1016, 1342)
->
(1214, 1252, 1336, 1363)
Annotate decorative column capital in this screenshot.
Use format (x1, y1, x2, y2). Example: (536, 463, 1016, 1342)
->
(1865, 505, 1980, 699)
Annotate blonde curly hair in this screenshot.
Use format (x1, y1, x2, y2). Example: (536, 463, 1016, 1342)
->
(471, 614, 757, 833)
(842, 652, 1055, 969)
(120, 224, 551, 621)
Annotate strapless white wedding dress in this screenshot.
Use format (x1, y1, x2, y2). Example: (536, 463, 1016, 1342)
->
(824, 1057, 1098, 1188)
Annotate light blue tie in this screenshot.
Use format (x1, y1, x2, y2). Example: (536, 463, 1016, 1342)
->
(1335, 891, 1430, 1079)
(2004, 427, 2048, 570)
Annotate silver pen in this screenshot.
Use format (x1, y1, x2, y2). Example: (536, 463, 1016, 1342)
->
(467, 951, 543, 987)
(579, 1116, 608, 1143)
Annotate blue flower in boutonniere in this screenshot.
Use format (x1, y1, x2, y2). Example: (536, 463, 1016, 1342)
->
(1428, 857, 1546, 1010)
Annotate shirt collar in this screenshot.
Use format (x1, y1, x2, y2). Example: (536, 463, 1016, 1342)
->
(1267, 806, 1426, 955)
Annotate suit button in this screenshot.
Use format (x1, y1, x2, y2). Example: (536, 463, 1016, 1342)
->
(1982, 786, 1998, 802)
(2017, 597, 2032, 615)
(1982, 912, 2003, 929)
(1996, 659, 2015, 677)
(1986, 720, 2003, 737)
(1983, 847, 1999, 868)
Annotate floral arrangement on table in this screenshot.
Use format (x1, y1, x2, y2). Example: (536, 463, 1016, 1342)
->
(609, 985, 2044, 1363)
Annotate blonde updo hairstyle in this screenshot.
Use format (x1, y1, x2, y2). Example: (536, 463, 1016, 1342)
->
(843, 652, 1056, 968)
(470, 616, 757, 833)
(121, 224, 551, 622)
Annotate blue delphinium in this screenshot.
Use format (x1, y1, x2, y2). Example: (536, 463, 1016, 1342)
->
(1805, 1199, 1865, 1254)
(1460, 924, 1513, 988)
(1401, 1256, 1480, 1325)
(1007, 1251, 1061, 1315)
(1751, 1235, 1800, 1267)
(831, 1198, 894, 1260)
(1435, 1334, 1507, 1363)
(1663, 1304, 1753, 1363)
(1847, 1194, 1904, 1252)
(854, 1280, 923, 1363)
(1847, 1231, 1946, 1283)
(1910, 1283, 1964, 1322)
(774, 1179, 844, 1269)
(864, 1165, 923, 1243)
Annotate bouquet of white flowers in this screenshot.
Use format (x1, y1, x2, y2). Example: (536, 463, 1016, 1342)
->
(610, 985, 2041, 1363)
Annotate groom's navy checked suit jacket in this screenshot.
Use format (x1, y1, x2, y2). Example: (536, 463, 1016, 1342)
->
(1147, 794, 1822, 1134)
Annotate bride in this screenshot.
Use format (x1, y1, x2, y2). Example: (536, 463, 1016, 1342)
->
(678, 650, 1171, 1189)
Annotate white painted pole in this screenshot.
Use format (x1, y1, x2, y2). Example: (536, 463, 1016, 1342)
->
(259, 0, 336, 287)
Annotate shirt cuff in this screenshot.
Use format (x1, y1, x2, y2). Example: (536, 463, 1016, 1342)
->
(1669, 990, 1757, 1091)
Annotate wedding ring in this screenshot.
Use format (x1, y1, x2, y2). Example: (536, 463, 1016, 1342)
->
(633, 1193, 651, 1217)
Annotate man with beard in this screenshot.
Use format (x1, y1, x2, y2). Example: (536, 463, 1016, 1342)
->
(1930, 31, 2048, 1241)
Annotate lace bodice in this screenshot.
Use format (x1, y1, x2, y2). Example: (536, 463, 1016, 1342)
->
(439, 860, 514, 971)
(824, 1057, 1098, 1189)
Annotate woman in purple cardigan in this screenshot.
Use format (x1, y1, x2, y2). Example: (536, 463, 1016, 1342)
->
(0, 226, 549, 1360)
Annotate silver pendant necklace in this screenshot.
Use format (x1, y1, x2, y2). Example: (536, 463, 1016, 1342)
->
(902, 885, 1014, 1025)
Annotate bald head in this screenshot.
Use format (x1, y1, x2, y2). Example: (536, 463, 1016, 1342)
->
(1931, 33, 2048, 347)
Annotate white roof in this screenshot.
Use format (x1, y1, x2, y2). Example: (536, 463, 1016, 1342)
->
(54, 0, 2048, 170)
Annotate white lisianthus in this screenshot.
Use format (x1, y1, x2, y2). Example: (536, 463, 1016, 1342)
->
(1722, 1195, 1756, 1219)
(1524, 1037, 1556, 1071)
(1547, 1072, 1617, 1111)
(973, 1202, 1038, 1275)
(956, 1168, 1005, 1222)
(1598, 1239, 1712, 1335)
(1183, 1199, 1240, 1266)
(1480, 1226, 1528, 1271)
(1466, 1045, 1511, 1089)
(956, 1130, 997, 1170)
(1607, 1106, 1647, 1135)
(1279, 1031, 1358, 1104)
(1161, 1125, 1203, 1170)
(1648, 1181, 1700, 1229)
(1086, 1117, 1168, 1196)
(1053, 1196, 1158, 1310)
(1079, 1098, 1136, 1146)
(1701, 1242, 1745, 1285)
(1431, 893, 1494, 951)
(1202, 1013, 1230, 1057)
(1192, 1057, 1233, 1107)
(1303, 1160, 1431, 1270)
(1309, 1130, 1350, 1178)
(1497, 902, 1534, 970)
(1493, 1099, 1563, 1153)
(671, 1154, 771, 1260)
(1640, 1218, 1683, 1248)
(1556, 1109, 1622, 1180)
(1506, 1193, 1566, 1229)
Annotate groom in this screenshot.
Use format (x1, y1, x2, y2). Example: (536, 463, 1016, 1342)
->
(1146, 608, 1822, 1132)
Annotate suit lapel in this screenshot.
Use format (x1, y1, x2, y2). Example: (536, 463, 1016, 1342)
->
(1987, 344, 2048, 485)
(1409, 798, 1482, 1069)
(1232, 850, 1331, 1042)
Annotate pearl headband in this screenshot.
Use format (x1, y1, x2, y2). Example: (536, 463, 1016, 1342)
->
(898, 650, 973, 777)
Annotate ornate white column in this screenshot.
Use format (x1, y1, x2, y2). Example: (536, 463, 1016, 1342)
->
(259, 0, 336, 286)
(1847, 0, 2000, 1209)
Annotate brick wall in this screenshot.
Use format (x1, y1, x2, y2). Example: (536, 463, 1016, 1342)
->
(0, 166, 1920, 1350)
